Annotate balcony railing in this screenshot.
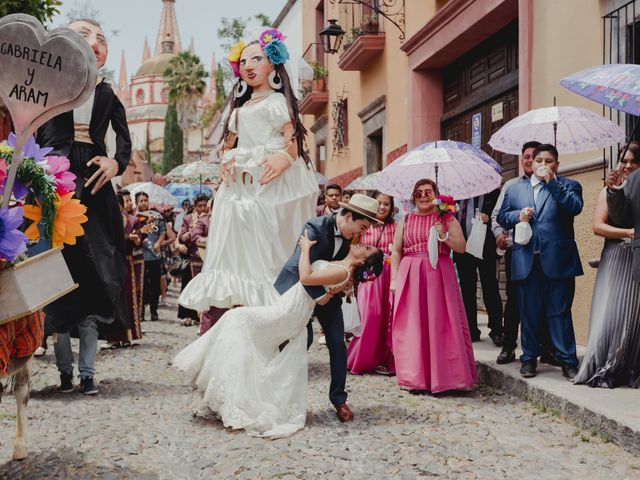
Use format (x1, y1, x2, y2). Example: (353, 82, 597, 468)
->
(336, 2, 385, 70)
(299, 42, 329, 115)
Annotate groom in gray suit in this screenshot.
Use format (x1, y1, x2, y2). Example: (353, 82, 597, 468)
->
(607, 167, 640, 281)
(274, 194, 382, 422)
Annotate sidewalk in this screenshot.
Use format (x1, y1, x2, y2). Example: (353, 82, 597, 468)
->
(474, 314, 640, 455)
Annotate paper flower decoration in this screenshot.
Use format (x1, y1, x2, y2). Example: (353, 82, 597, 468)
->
(258, 28, 285, 47)
(45, 155, 76, 195)
(263, 39, 289, 65)
(0, 157, 6, 191)
(433, 195, 458, 219)
(227, 39, 246, 78)
(24, 193, 87, 247)
(0, 206, 28, 262)
(7, 133, 52, 166)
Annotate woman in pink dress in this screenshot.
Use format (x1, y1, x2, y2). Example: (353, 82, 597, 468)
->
(390, 179, 477, 393)
(347, 192, 397, 374)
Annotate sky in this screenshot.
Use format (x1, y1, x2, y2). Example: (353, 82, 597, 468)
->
(51, 0, 286, 82)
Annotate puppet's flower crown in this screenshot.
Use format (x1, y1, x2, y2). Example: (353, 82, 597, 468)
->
(227, 28, 289, 77)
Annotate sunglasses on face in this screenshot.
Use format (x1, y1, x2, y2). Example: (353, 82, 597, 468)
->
(413, 190, 433, 198)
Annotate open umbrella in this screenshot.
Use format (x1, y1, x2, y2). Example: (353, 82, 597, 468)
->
(488, 106, 625, 155)
(165, 161, 221, 185)
(375, 141, 502, 200)
(346, 171, 380, 190)
(316, 171, 329, 186)
(560, 64, 640, 116)
(165, 183, 214, 206)
(560, 63, 640, 162)
(127, 182, 176, 208)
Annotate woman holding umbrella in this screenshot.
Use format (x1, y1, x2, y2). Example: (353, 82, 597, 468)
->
(390, 179, 476, 393)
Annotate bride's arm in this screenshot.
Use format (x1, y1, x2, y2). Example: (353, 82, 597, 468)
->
(298, 230, 349, 287)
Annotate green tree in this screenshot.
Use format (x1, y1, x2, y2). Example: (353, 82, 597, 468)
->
(163, 51, 207, 162)
(216, 14, 271, 91)
(162, 102, 183, 174)
(0, 0, 62, 25)
(216, 14, 271, 51)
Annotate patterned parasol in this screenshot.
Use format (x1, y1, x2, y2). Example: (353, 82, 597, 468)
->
(488, 106, 625, 155)
(165, 161, 221, 185)
(126, 182, 176, 207)
(560, 64, 640, 116)
(346, 171, 380, 190)
(375, 141, 502, 200)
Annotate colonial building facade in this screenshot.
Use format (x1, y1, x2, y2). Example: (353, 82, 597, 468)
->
(302, 0, 630, 342)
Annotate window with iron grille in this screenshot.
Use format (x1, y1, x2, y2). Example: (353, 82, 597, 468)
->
(603, 0, 640, 167)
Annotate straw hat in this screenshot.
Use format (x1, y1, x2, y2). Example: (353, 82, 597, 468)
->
(339, 193, 383, 224)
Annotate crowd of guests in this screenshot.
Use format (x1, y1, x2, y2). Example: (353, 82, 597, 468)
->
(41, 144, 638, 396)
(340, 140, 639, 393)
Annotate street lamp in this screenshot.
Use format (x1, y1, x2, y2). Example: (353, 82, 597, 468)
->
(320, 19, 345, 54)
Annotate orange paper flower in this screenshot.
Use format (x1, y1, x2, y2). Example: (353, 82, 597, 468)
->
(23, 193, 87, 247)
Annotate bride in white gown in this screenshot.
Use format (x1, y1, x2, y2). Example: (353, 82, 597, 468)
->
(173, 231, 382, 438)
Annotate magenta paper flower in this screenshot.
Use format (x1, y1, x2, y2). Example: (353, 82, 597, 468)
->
(46, 156, 76, 195)
(0, 206, 27, 262)
(0, 157, 6, 192)
(229, 60, 240, 78)
(258, 28, 285, 47)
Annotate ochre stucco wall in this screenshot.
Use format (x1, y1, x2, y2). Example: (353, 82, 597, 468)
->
(301, 1, 437, 181)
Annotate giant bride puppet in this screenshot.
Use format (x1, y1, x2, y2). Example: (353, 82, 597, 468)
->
(179, 28, 318, 311)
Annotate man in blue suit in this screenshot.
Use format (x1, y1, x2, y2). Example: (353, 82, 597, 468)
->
(497, 144, 583, 380)
(274, 194, 381, 422)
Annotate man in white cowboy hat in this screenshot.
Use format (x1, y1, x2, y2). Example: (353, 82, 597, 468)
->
(274, 194, 382, 422)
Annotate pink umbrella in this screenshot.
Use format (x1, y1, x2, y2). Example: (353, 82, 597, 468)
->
(375, 141, 502, 200)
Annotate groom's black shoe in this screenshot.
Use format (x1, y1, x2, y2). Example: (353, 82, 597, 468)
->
(520, 359, 537, 378)
(562, 365, 579, 381)
(335, 403, 354, 423)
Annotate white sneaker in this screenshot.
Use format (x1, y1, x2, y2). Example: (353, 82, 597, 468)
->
(33, 347, 46, 357)
(318, 335, 326, 345)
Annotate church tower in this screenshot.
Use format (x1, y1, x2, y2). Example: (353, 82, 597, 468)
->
(115, 50, 130, 108)
(154, 0, 182, 55)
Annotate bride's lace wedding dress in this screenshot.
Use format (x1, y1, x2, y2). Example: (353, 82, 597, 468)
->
(173, 261, 350, 438)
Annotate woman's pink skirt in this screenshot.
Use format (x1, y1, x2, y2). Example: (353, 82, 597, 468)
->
(392, 253, 477, 393)
(347, 263, 395, 374)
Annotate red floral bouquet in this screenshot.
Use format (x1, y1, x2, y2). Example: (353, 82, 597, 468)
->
(433, 195, 459, 219)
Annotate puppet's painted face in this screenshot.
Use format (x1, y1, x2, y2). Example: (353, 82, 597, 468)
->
(69, 20, 108, 69)
(238, 43, 274, 89)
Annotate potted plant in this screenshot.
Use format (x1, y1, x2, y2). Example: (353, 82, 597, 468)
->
(343, 27, 363, 51)
(362, 14, 379, 34)
(311, 62, 328, 92)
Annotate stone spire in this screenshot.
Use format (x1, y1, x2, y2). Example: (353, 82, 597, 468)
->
(154, 0, 182, 56)
(188, 37, 195, 54)
(142, 36, 151, 62)
(116, 50, 130, 107)
(204, 53, 218, 105)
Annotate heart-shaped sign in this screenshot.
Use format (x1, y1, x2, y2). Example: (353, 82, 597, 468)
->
(0, 14, 98, 206)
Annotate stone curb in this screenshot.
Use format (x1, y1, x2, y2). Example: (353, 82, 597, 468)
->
(475, 360, 640, 456)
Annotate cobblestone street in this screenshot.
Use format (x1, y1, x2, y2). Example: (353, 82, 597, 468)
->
(1, 290, 640, 479)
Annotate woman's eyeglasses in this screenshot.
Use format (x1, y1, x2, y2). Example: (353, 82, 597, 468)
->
(413, 190, 433, 198)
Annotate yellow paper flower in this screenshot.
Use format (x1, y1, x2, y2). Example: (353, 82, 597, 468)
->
(0, 142, 14, 154)
(23, 193, 88, 247)
(227, 40, 245, 63)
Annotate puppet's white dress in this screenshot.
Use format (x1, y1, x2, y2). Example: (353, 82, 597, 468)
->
(179, 92, 317, 310)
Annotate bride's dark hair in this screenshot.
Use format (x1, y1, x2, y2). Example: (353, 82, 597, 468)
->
(220, 41, 311, 165)
(352, 249, 384, 292)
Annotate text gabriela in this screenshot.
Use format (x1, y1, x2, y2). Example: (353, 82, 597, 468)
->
(0, 41, 63, 71)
